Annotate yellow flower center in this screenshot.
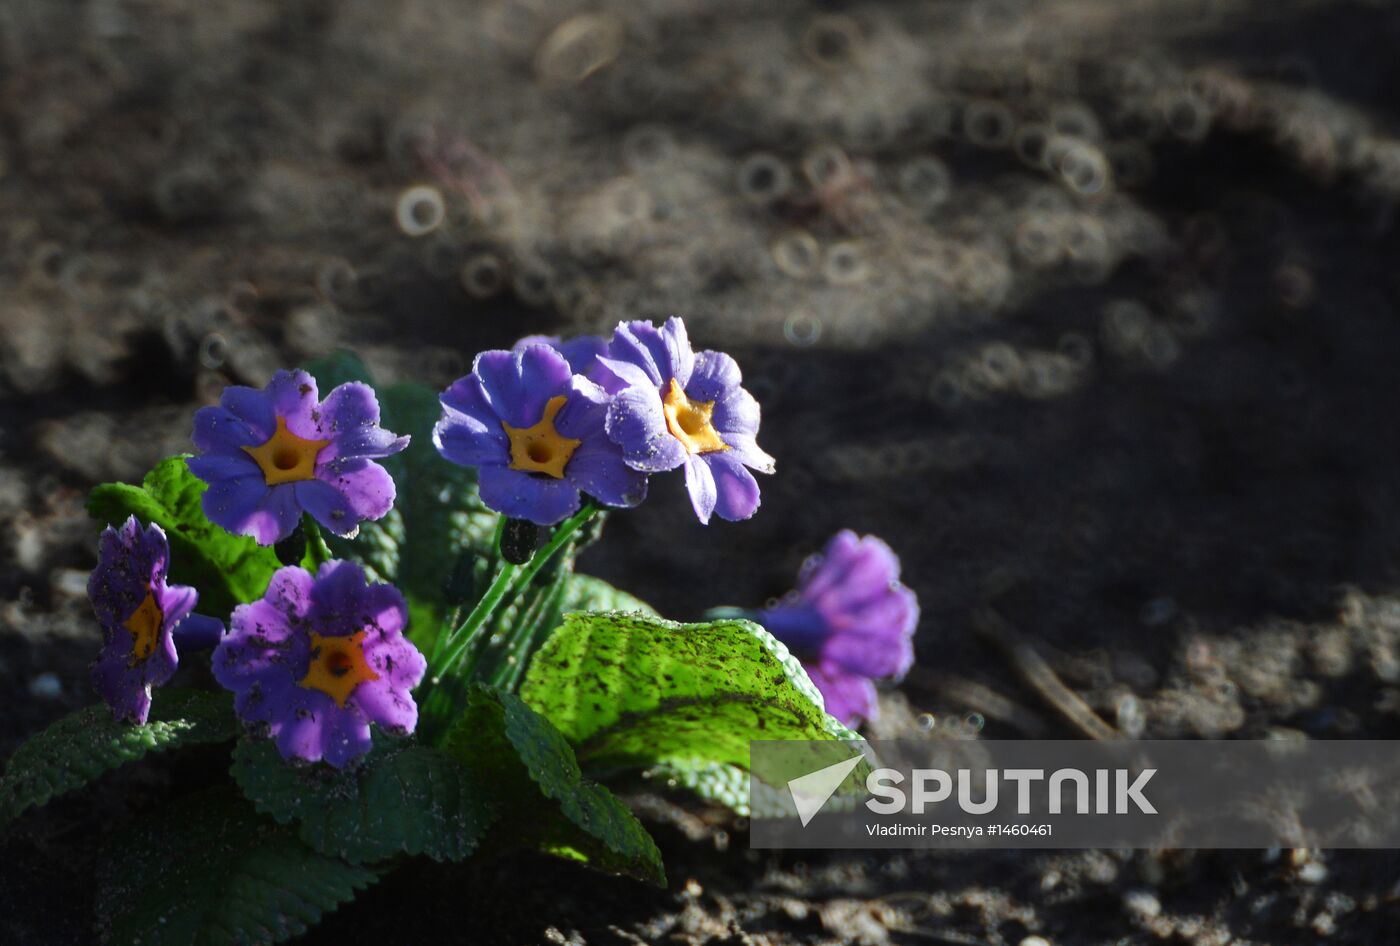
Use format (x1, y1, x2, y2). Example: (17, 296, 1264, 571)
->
(662, 378, 729, 455)
(299, 631, 380, 708)
(242, 416, 332, 486)
(501, 395, 581, 479)
(122, 590, 163, 667)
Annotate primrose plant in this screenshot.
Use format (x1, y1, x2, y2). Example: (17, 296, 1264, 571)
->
(0, 317, 918, 946)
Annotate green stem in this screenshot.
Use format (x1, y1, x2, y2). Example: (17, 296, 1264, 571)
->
(303, 516, 333, 569)
(431, 559, 518, 679)
(501, 502, 599, 602)
(495, 565, 570, 692)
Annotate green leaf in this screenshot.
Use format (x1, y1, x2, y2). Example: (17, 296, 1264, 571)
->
(302, 349, 374, 392)
(230, 738, 494, 864)
(0, 690, 237, 830)
(647, 760, 753, 815)
(559, 574, 656, 616)
(87, 456, 285, 616)
(519, 611, 859, 775)
(99, 787, 375, 946)
(445, 685, 664, 886)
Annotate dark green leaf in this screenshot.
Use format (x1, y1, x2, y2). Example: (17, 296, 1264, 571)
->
(0, 690, 236, 830)
(99, 787, 375, 946)
(445, 685, 664, 885)
(87, 456, 285, 616)
(519, 611, 858, 774)
(558, 574, 656, 616)
(302, 350, 374, 393)
(230, 737, 494, 864)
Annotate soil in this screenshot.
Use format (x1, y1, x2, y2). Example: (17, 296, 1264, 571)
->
(5, 0, 1400, 943)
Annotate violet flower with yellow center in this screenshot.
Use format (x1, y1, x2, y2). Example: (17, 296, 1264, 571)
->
(88, 516, 221, 724)
(758, 531, 918, 725)
(598, 317, 774, 524)
(433, 344, 647, 525)
(189, 369, 409, 545)
(212, 561, 425, 767)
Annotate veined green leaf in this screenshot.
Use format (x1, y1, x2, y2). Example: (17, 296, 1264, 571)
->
(230, 738, 494, 864)
(98, 787, 375, 946)
(445, 685, 664, 885)
(520, 611, 858, 775)
(0, 690, 237, 830)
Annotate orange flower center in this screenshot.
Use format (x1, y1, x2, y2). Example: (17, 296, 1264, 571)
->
(122, 590, 163, 667)
(662, 378, 729, 454)
(299, 631, 381, 708)
(501, 395, 582, 479)
(242, 416, 331, 486)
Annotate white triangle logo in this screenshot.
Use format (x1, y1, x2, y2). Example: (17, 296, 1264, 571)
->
(788, 754, 865, 827)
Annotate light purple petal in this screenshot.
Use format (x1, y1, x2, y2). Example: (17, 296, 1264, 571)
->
(92, 648, 153, 724)
(606, 318, 695, 388)
(806, 662, 879, 726)
(702, 451, 761, 522)
(361, 583, 410, 636)
(822, 623, 916, 681)
(594, 356, 657, 394)
(191, 406, 264, 454)
(317, 381, 380, 432)
(474, 347, 572, 429)
(274, 705, 330, 763)
(435, 376, 510, 467)
(605, 387, 686, 473)
(687, 349, 742, 403)
(219, 386, 277, 441)
(711, 387, 762, 439)
(351, 681, 418, 735)
(199, 474, 274, 543)
(263, 566, 318, 621)
(318, 708, 373, 769)
(244, 484, 302, 546)
(264, 369, 321, 439)
(317, 382, 410, 461)
(187, 452, 263, 484)
(172, 613, 225, 651)
(722, 433, 776, 474)
(567, 441, 649, 508)
(316, 459, 396, 526)
(294, 478, 355, 536)
(683, 454, 717, 525)
(478, 465, 581, 525)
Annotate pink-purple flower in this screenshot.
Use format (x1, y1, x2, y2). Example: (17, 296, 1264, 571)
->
(598, 318, 775, 524)
(759, 531, 918, 725)
(433, 344, 648, 525)
(189, 369, 409, 545)
(212, 561, 426, 767)
(88, 516, 210, 724)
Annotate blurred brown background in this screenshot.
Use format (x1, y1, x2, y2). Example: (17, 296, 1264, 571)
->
(5, 0, 1400, 942)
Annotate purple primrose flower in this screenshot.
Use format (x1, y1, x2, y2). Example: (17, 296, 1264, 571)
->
(759, 531, 918, 725)
(514, 334, 608, 375)
(88, 516, 214, 724)
(189, 369, 409, 545)
(433, 344, 647, 525)
(212, 560, 426, 767)
(598, 317, 775, 524)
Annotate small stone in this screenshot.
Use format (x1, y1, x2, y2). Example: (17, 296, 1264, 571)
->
(1020, 936, 1051, 946)
(1298, 861, 1329, 884)
(1123, 889, 1162, 919)
(28, 672, 62, 700)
